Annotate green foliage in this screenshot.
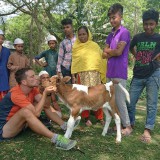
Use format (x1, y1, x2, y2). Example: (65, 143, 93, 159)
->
(5, 14, 31, 53)
(1, 0, 159, 61)
(5, 14, 47, 56)
(32, 63, 43, 74)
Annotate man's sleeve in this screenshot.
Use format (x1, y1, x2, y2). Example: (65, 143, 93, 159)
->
(57, 42, 64, 72)
(35, 51, 46, 60)
(106, 34, 111, 45)
(130, 35, 137, 50)
(11, 92, 31, 108)
(119, 30, 130, 44)
(33, 87, 40, 96)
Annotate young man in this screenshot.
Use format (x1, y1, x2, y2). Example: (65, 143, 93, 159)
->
(0, 68, 77, 150)
(0, 30, 10, 101)
(35, 35, 58, 77)
(7, 38, 30, 88)
(102, 3, 132, 135)
(128, 9, 160, 143)
(56, 18, 76, 83)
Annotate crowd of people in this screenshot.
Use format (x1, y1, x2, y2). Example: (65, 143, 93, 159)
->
(0, 3, 160, 150)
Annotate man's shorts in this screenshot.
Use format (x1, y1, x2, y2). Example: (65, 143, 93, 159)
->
(0, 122, 6, 141)
(0, 122, 12, 142)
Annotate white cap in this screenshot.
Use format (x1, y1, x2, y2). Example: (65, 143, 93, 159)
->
(47, 35, 57, 42)
(2, 40, 15, 49)
(39, 70, 49, 77)
(14, 38, 24, 45)
(0, 30, 4, 35)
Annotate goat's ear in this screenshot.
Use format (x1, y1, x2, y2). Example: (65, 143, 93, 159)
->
(50, 75, 57, 81)
(62, 76, 71, 83)
(51, 75, 58, 78)
(50, 76, 57, 85)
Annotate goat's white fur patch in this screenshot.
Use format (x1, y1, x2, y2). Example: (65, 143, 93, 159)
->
(118, 83, 130, 103)
(103, 102, 111, 111)
(72, 84, 88, 94)
(114, 113, 121, 142)
(64, 115, 75, 138)
(104, 81, 113, 97)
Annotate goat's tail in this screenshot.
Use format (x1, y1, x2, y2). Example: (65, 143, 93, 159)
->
(117, 83, 130, 104)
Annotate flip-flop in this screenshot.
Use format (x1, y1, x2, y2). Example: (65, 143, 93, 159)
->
(121, 128, 133, 136)
(140, 134, 151, 143)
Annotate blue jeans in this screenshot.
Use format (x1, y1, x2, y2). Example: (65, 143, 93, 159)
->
(128, 68, 160, 130)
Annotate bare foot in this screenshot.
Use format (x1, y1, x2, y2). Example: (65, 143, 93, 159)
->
(140, 129, 151, 143)
(122, 126, 133, 136)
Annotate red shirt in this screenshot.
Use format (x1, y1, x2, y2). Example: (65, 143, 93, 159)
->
(3, 85, 39, 121)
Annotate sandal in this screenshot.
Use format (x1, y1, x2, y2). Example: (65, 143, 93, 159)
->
(140, 129, 151, 143)
(140, 134, 151, 143)
(140, 133, 152, 143)
(121, 127, 133, 136)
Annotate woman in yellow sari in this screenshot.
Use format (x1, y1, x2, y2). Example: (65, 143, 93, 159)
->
(71, 26, 106, 126)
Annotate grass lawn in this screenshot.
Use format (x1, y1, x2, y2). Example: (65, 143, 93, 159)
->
(0, 104, 160, 160)
(0, 68, 160, 160)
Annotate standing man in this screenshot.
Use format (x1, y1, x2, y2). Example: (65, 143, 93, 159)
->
(57, 18, 76, 83)
(102, 3, 132, 135)
(0, 68, 77, 150)
(128, 9, 160, 143)
(0, 30, 10, 101)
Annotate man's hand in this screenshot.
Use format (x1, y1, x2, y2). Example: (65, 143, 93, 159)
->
(57, 72, 63, 78)
(41, 62, 48, 67)
(72, 75, 76, 84)
(10, 65, 19, 71)
(102, 50, 112, 59)
(44, 86, 57, 96)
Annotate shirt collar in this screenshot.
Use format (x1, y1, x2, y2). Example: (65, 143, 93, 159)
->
(64, 34, 76, 40)
(111, 25, 122, 36)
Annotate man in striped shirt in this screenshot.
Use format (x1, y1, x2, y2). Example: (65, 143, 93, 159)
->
(57, 19, 76, 83)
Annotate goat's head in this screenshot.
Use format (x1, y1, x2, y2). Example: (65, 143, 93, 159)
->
(41, 75, 57, 88)
(42, 75, 71, 87)
(50, 76, 71, 85)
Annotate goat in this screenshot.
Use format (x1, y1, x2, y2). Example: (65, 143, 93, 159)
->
(43, 76, 130, 143)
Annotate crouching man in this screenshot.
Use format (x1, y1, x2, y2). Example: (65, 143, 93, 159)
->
(0, 68, 77, 150)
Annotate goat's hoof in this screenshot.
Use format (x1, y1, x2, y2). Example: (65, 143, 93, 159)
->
(115, 139, 121, 144)
(64, 134, 70, 139)
(102, 132, 106, 136)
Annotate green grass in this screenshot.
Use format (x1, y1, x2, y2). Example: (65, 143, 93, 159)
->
(1, 102, 160, 160)
(0, 67, 160, 160)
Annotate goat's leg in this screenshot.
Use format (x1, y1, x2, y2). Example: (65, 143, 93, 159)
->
(114, 113, 121, 143)
(64, 115, 75, 138)
(74, 116, 81, 129)
(102, 107, 112, 136)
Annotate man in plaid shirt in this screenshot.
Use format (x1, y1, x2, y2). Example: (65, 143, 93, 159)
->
(57, 19, 76, 83)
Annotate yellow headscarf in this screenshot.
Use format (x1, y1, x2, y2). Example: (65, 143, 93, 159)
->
(71, 28, 106, 83)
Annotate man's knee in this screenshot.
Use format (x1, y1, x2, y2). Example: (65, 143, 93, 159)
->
(20, 108, 35, 119)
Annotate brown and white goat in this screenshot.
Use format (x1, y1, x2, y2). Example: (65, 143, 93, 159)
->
(45, 76, 130, 143)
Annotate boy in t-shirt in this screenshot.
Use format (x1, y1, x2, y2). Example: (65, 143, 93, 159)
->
(128, 9, 160, 143)
(102, 3, 132, 135)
